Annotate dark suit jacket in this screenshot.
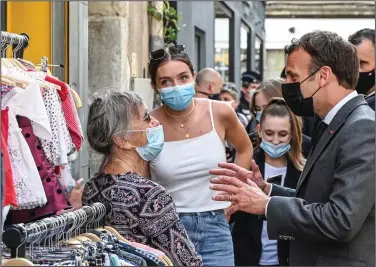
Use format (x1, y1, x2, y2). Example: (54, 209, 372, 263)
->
(365, 93, 375, 111)
(302, 115, 321, 138)
(301, 134, 312, 158)
(266, 96, 375, 266)
(231, 149, 302, 266)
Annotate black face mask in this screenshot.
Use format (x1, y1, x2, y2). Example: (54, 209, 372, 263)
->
(197, 91, 221, 100)
(355, 69, 375, 95)
(282, 68, 322, 117)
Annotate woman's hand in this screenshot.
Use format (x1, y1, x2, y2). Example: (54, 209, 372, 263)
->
(56, 178, 84, 215)
(69, 178, 84, 209)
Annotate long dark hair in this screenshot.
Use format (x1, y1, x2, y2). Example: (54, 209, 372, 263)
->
(148, 45, 195, 87)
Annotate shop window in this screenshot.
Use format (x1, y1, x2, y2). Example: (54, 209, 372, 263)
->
(240, 23, 250, 74)
(194, 27, 205, 72)
(255, 36, 263, 78)
(214, 2, 233, 83)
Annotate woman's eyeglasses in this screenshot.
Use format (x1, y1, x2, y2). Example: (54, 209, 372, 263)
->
(149, 45, 186, 61)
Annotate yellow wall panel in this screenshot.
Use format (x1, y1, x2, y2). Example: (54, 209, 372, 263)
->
(6, 2, 52, 64)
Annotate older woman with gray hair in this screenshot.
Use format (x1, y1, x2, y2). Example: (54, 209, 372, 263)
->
(82, 90, 202, 266)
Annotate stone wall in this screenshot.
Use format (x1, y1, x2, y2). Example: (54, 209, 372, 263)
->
(87, 1, 163, 173)
(88, 1, 163, 93)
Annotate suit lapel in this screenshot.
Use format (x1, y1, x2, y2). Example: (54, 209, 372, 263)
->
(283, 157, 301, 189)
(296, 96, 368, 193)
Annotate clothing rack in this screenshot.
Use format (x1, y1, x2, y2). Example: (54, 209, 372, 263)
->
(2, 202, 108, 258)
(1, 31, 30, 59)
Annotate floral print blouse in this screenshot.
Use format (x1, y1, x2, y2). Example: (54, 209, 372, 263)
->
(82, 171, 203, 266)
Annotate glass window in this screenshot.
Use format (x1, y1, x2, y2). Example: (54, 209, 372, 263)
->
(240, 23, 249, 74)
(214, 17, 230, 82)
(255, 36, 262, 75)
(194, 34, 200, 71)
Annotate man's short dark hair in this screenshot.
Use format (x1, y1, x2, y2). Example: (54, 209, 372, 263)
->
(348, 28, 375, 46)
(284, 30, 359, 90)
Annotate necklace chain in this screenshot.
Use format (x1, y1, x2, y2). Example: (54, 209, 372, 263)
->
(164, 101, 196, 118)
(164, 101, 196, 138)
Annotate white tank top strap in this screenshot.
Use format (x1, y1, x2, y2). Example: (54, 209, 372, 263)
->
(209, 100, 215, 130)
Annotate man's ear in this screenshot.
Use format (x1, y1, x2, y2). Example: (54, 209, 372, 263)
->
(208, 82, 215, 93)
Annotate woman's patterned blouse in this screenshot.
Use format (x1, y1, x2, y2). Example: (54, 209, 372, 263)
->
(82, 171, 203, 266)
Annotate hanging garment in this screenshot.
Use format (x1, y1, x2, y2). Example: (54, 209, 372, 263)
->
(7, 116, 69, 224)
(1, 84, 14, 98)
(39, 86, 75, 166)
(45, 76, 83, 151)
(2, 83, 52, 210)
(1, 108, 17, 208)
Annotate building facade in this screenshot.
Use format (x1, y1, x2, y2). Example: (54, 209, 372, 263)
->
(1, 1, 266, 178)
(1, 1, 164, 179)
(176, 1, 266, 89)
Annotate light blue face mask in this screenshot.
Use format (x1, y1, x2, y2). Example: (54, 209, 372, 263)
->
(255, 111, 262, 122)
(159, 82, 195, 111)
(129, 125, 164, 161)
(260, 139, 291, 159)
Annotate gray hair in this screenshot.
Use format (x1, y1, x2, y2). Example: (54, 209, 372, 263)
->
(87, 90, 144, 168)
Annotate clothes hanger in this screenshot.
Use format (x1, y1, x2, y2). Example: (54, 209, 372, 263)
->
(80, 233, 101, 242)
(1, 74, 27, 88)
(1, 77, 16, 86)
(2, 258, 34, 266)
(103, 226, 131, 243)
(10, 38, 28, 72)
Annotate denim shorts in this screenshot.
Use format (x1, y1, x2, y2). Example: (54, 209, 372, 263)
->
(178, 210, 234, 266)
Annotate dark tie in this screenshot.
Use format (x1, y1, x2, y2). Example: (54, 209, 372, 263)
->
(311, 122, 328, 150)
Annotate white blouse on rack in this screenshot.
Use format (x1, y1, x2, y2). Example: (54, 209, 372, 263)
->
(1, 81, 51, 209)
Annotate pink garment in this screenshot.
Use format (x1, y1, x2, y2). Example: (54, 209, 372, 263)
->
(7, 116, 69, 224)
(45, 76, 83, 151)
(1, 108, 17, 208)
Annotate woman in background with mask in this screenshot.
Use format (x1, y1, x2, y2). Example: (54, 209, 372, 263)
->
(250, 79, 285, 123)
(82, 91, 202, 266)
(250, 79, 311, 156)
(230, 98, 305, 266)
(148, 45, 253, 266)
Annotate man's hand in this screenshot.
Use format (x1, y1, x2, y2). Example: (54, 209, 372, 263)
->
(210, 176, 270, 216)
(210, 160, 268, 192)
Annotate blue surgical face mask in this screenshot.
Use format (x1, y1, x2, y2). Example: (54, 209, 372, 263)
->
(129, 125, 164, 161)
(159, 82, 195, 111)
(260, 138, 291, 159)
(255, 111, 262, 122)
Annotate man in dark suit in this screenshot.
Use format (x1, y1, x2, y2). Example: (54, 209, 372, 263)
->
(349, 28, 375, 110)
(209, 31, 375, 266)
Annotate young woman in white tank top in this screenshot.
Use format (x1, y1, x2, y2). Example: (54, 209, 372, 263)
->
(147, 45, 253, 266)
